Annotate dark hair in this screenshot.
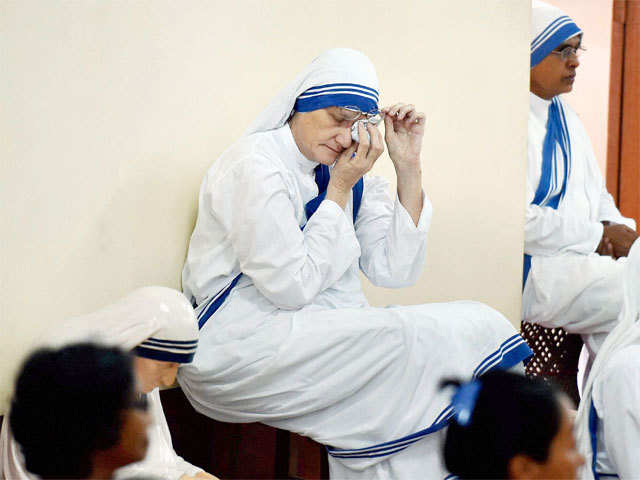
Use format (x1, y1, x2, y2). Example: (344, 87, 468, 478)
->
(443, 370, 562, 479)
(9, 343, 135, 478)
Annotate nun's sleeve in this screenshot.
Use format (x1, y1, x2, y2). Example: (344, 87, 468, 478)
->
(209, 153, 360, 309)
(355, 175, 431, 287)
(597, 185, 637, 230)
(524, 174, 604, 257)
(599, 352, 640, 479)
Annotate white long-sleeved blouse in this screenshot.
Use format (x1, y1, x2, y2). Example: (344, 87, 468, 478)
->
(182, 124, 431, 312)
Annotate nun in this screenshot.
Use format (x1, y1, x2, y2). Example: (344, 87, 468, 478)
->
(178, 48, 531, 479)
(576, 241, 640, 479)
(0, 287, 217, 480)
(523, 1, 637, 367)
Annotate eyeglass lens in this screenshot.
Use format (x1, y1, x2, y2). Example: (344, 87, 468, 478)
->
(559, 46, 583, 60)
(341, 107, 383, 125)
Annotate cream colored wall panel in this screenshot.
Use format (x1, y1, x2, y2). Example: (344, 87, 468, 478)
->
(1, 0, 529, 413)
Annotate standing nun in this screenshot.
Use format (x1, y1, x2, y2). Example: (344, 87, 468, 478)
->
(179, 48, 532, 479)
(576, 241, 640, 479)
(0, 287, 217, 480)
(523, 1, 637, 374)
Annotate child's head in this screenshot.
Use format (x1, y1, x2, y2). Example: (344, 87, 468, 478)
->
(443, 370, 584, 479)
(10, 343, 151, 479)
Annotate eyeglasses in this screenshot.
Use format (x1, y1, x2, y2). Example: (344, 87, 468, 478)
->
(550, 45, 586, 61)
(340, 106, 384, 126)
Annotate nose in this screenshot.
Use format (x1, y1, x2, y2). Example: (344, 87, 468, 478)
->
(567, 54, 579, 69)
(335, 127, 353, 149)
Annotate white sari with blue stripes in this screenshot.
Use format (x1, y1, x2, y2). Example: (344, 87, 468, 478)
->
(576, 242, 640, 480)
(178, 122, 531, 479)
(179, 48, 531, 479)
(522, 93, 635, 361)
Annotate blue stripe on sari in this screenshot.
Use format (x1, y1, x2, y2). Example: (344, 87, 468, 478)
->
(197, 164, 364, 329)
(326, 335, 532, 459)
(523, 98, 572, 289)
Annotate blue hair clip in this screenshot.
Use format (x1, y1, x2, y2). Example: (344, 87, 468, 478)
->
(451, 380, 482, 427)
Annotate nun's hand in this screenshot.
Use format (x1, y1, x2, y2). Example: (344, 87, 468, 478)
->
(326, 122, 384, 210)
(381, 103, 425, 226)
(194, 471, 220, 480)
(180, 472, 220, 480)
(381, 103, 425, 175)
(602, 223, 639, 259)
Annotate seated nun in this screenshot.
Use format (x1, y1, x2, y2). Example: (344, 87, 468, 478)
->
(178, 47, 533, 479)
(523, 0, 638, 384)
(9, 343, 151, 479)
(443, 370, 584, 479)
(0, 287, 218, 480)
(576, 241, 640, 479)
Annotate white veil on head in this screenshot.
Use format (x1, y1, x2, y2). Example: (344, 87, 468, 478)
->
(531, 0, 582, 68)
(45, 286, 199, 364)
(575, 241, 640, 477)
(244, 48, 379, 137)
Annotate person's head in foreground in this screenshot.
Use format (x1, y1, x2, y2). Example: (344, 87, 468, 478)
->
(530, 0, 584, 100)
(9, 343, 151, 479)
(443, 370, 584, 479)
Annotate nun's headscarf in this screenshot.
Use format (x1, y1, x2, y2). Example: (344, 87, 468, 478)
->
(531, 0, 582, 68)
(46, 287, 199, 363)
(245, 48, 379, 136)
(575, 242, 640, 478)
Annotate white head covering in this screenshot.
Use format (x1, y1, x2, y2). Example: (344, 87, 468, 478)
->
(46, 286, 199, 363)
(575, 241, 640, 477)
(244, 48, 379, 136)
(531, 0, 582, 68)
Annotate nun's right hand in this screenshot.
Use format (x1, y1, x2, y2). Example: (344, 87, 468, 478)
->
(326, 122, 384, 209)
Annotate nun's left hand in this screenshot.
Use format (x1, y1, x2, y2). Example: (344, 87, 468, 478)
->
(381, 103, 425, 175)
(381, 102, 425, 226)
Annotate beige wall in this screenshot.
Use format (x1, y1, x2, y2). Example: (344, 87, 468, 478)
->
(547, 0, 613, 177)
(0, 0, 530, 413)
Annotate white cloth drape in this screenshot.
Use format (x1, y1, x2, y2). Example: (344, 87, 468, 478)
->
(179, 121, 529, 479)
(522, 93, 635, 360)
(576, 241, 640, 479)
(243, 48, 378, 137)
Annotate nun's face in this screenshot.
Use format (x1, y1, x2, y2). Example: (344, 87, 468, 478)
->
(530, 35, 581, 99)
(289, 107, 356, 165)
(133, 356, 180, 392)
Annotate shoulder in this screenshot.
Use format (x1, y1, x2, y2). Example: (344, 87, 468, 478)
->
(205, 131, 289, 186)
(556, 96, 587, 136)
(599, 346, 640, 392)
